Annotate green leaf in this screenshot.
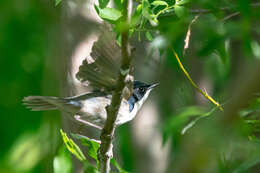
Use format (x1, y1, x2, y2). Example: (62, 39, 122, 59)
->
(130, 4, 142, 27)
(83, 165, 100, 173)
(215, 39, 230, 65)
(136, 4, 142, 13)
(55, 0, 62, 6)
(116, 33, 122, 47)
(142, 0, 158, 25)
(251, 40, 260, 58)
(145, 31, 153, 41)
(232, 156, 260, 173)
(71, 134, 127, 173)
(95, 6, 122, 21)
(60, 129, 86, 162)
(181, 106, 218, 134)
(114, 0, 123, 10)
(111, 158, 128, 173)
(176, 0, 190, 5)
(142, 0, 154, 21)
(130, 9, 142, 27)
(98, 0, 109, 8)
(71, 133, 100, 161)
(174, 5, 188, 18)
(162, 106, 206, 144)
(151, 1, 168, 7)
(54, 146, 73, 173)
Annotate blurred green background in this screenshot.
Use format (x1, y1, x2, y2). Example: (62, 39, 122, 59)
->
(0, 0, 61, 172)
(1, 0, 260, 172)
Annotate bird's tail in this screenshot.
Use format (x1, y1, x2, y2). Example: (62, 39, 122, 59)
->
(23, 96, 64, 111)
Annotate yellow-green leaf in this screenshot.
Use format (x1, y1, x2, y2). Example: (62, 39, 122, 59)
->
(71, 133, 100, 161)
(60, 129, 86, 162)
(151, 1, 168, 7)
(176, 0, 190, 5)
(145, 31, 153, 41)
(174, 5, 188, 18)
(95, 6, 122, 21)
(55, 0, 62, 6)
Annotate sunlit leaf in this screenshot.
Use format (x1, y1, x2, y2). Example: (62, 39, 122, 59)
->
(95, 6, 122, 22)
(176, 0, 190, 5)
(174, 5, 188, 18)
(142, 0, 158, 25)
(60, 129, 86, 162)
(251, 40, 260, 59)
(71, 134, 127, 173)
(151, 1, 168, 7)
(111, 158, 129, 173)
(116, 33, 122, 47)
(130, 4, 142, 27)
(71, 133, 100, 161)
(142, 0, 151, 19)
(145, 31, 153, 41)
(55, 0, 62, 6)
(136, 4, 142, 13)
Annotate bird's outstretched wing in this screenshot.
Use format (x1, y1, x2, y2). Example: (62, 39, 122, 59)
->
(76, 28, 121, 92)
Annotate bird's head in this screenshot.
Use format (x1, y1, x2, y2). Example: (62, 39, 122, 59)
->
(128, 81, 159, 112)
(133, 81, 159, 100)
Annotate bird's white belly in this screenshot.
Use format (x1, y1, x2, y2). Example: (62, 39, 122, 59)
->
(78, 97, 137, 127)
(116, 90, 151, 125)
(116, 100, 138, 125)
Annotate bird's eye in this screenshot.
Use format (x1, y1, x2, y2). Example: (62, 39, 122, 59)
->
(139, 87, 145, 92)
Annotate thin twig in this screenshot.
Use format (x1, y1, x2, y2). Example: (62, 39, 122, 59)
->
(221, 12, 240, 22)
(183, 15, 200, 56)
(160, 3, 260, 18)
(190, 2, 260, 14)
(97, 0, 132, 172)
(172, 48, 224, 111)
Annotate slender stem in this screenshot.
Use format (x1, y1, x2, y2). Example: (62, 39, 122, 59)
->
(190, 2, 260, 14)
(159, 3, 260, 18)
(171, 48, 224, 111)
(221, 12, 240, 22)
(155, 5, 175, 18)
(97, 0, 132, 172)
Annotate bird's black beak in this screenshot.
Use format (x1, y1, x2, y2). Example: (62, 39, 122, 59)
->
(148, 82, 159, 90)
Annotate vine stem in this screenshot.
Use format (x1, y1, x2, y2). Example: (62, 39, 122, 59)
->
(172, 48, 224, 111)
(97, 0, 132, 172)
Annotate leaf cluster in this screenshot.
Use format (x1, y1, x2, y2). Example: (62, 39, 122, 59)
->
(59, 130, 127, 173)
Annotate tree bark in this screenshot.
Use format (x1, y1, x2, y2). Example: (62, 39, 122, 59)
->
(97, 1, 133, 172)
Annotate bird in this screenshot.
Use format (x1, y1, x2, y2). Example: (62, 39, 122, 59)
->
(23, 26, 158, 129)
(23, 81, 159, 129)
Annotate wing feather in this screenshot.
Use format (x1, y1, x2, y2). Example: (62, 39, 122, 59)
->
(76, 28, 121, 92)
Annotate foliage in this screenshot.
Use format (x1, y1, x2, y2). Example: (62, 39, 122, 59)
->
(1, 0, 260, 172)
(89, 0, 260, 172)
(60, 130, 127, 173)
(60, 130, 86, 162)
(55, 0, 62, 6)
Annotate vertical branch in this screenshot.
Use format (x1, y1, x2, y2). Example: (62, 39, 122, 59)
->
(97, 0, 132, 172)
